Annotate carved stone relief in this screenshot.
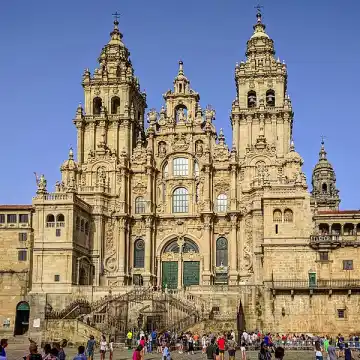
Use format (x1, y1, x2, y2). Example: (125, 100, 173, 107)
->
(104, 218, 117, 274)
(241, 215, 253, 274)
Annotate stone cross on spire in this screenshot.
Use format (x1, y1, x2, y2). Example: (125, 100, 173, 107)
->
(255, 4, 264, 23)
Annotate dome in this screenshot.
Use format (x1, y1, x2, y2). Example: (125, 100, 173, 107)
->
(285, 141, 303, 165)
(313, 141, 334, 172)
(60, 148, 78, 171)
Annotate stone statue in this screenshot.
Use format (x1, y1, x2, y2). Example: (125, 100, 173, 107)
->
(158, 142, 167, 157)
(196, 142, 203, 157)
(177, 108, 186, 122)
(37, 174, 47, 192)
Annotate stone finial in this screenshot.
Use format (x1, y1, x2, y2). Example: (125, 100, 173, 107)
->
(69, 147, 74, 160)
(178, 60, 184, 76)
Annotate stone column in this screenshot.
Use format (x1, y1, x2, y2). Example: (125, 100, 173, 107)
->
(229, 214, 239, 285)
(143, 216, 153, 285)
(117, 217, 126, 285)
(230, 164, 237, 211)
(76, 123, 84, 164)
(202, 215, 212, 285)
(156, 257, 161, 288)
(203, 165, 211, 212)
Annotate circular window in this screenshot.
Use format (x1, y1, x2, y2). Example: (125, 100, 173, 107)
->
(136, 239, 145, 250)
(217, 238, 227, 249)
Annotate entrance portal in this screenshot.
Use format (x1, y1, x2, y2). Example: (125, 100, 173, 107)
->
(161, 238, 201, 289)
(14, 302, 30, 335)
(162, 261, 178, 289)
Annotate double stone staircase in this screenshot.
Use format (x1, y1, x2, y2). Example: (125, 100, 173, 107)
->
(45, 287, 211, 341)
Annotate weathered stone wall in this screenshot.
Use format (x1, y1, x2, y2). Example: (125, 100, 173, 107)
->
(263, 291, 360, 335)
(44, 319, 102, 345)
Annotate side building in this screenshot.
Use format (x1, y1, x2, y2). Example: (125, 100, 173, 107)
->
(0, 205, 33, 337)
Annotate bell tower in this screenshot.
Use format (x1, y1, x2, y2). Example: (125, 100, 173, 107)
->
(74, 17, 147, 164)
(231, 9, 293, 158)
(311, 139, 340, 211)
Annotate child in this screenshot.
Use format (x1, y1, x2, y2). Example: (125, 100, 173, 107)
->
(240, 341, 247, 360)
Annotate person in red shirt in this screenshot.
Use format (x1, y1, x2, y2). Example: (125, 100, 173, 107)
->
(217, 335, 226, 360)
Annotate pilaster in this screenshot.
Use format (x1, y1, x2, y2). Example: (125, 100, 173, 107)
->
(229, 213, 239, 285)
(202, 214, 212, 285)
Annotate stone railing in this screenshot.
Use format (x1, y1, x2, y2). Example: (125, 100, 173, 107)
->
(267, 279, 360, 290)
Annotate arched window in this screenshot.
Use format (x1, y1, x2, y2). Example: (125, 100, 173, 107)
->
(164, 238, 199, 253)
(56, 214, 65, 227)
(85, 221, 89, 235)
(322, 183, 327, 193)
(172, 187, 189, 213)
(266, 89, 275, 107)
(216, 194, 228, 213)
(247, 91, 257, 108)
(173, 157, 189, 176)
(46, 214, 55, 227)
(76, 216, 80, 230)
(284, 209, 293, 223)
(111, 96, 120, 114)
(93, 97, 102, 115)
(80, 219, 85, 232)
(216, 237, 228, 267)
(273, 209, 282, 223)
(135, 197, 146, 214)
(194, 161, 199, 177)
(133, 239, 145, 268)
(163, 162, 169, 178)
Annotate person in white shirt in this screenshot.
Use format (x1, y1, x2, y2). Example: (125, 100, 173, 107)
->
(99, 335, 107, 360)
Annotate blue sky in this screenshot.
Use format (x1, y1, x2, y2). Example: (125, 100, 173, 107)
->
(0, 0, 359, 209)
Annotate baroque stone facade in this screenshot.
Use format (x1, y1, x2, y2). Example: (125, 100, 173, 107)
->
(2, 12, 360, 338)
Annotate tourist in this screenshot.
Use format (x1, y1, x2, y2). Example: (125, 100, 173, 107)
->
(188, 334, 195, 355)
(344, 343, 353, 360)
(274, 347, 284, 360)
(227, 336, 237, 360)
(42, 344, 52, 360)
(327, 339, 337, 360)
(201, 334, 207, 354)
(132, 346, 142, 360)
(58, 340, 67, 360)
(206, 338, 217, 360)
(127, 330, 133, 350)
(162, 342, 171, 360)
(100, 335, 107, 360)
(25, 343, 42, 360)
(258, 342, 271, 360)
(315, 340, 323, 360)
(217, 334, 226, 360)
(151, 329, 157, 353)
(73, 346, 87, 360)
(86, 335, 96, 360)
(108, 338, 114, 360)
(139, 337, 145, 360)
(323, 336, 329, 356)
(240, 341, 246, 360)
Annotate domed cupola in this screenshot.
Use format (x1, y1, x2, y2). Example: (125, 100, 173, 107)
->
(311, 139, 340, 211)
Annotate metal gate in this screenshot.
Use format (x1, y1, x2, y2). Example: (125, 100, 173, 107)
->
(183, 261, 200, 287)
(162, 261, 178, 289)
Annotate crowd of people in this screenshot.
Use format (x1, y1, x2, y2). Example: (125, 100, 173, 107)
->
(0, 330, 359, 360)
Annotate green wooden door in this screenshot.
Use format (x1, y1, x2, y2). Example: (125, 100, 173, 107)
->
(183, 261, 200, 287)
(162, 261, 178, 289)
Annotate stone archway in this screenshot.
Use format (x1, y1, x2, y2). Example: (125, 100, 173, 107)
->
(160, 237, 201, 289)
(14, 301, 30, 335)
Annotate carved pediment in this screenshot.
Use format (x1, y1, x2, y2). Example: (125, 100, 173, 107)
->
(133, 182, 147, 195)
(172, 133, 190, 151)
(131, 145, 147, 165)
(213, 144, 230, 162)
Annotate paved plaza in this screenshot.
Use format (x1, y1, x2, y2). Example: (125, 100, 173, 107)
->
(5, 343, 316, 360)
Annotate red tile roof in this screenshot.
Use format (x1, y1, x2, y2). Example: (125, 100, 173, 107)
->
(0, 205, 32, 211)
(318, 210, 360, 215)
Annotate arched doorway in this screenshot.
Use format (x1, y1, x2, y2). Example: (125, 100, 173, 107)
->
(161, 237, 201, 289)
(14, 301, 30, 335)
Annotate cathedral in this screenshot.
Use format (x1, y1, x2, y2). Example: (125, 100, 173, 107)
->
(1, 11, 360, 342)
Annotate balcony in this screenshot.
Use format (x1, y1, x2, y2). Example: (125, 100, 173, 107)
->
(267, 279, 360, 296)
(309, 235, 360, 249)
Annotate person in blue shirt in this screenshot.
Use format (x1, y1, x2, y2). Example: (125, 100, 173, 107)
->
(0, 339, 8, 360)
(73, 346, 87, 360)
(162, 343, 171, 360)
(151, 330, 157, 353)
